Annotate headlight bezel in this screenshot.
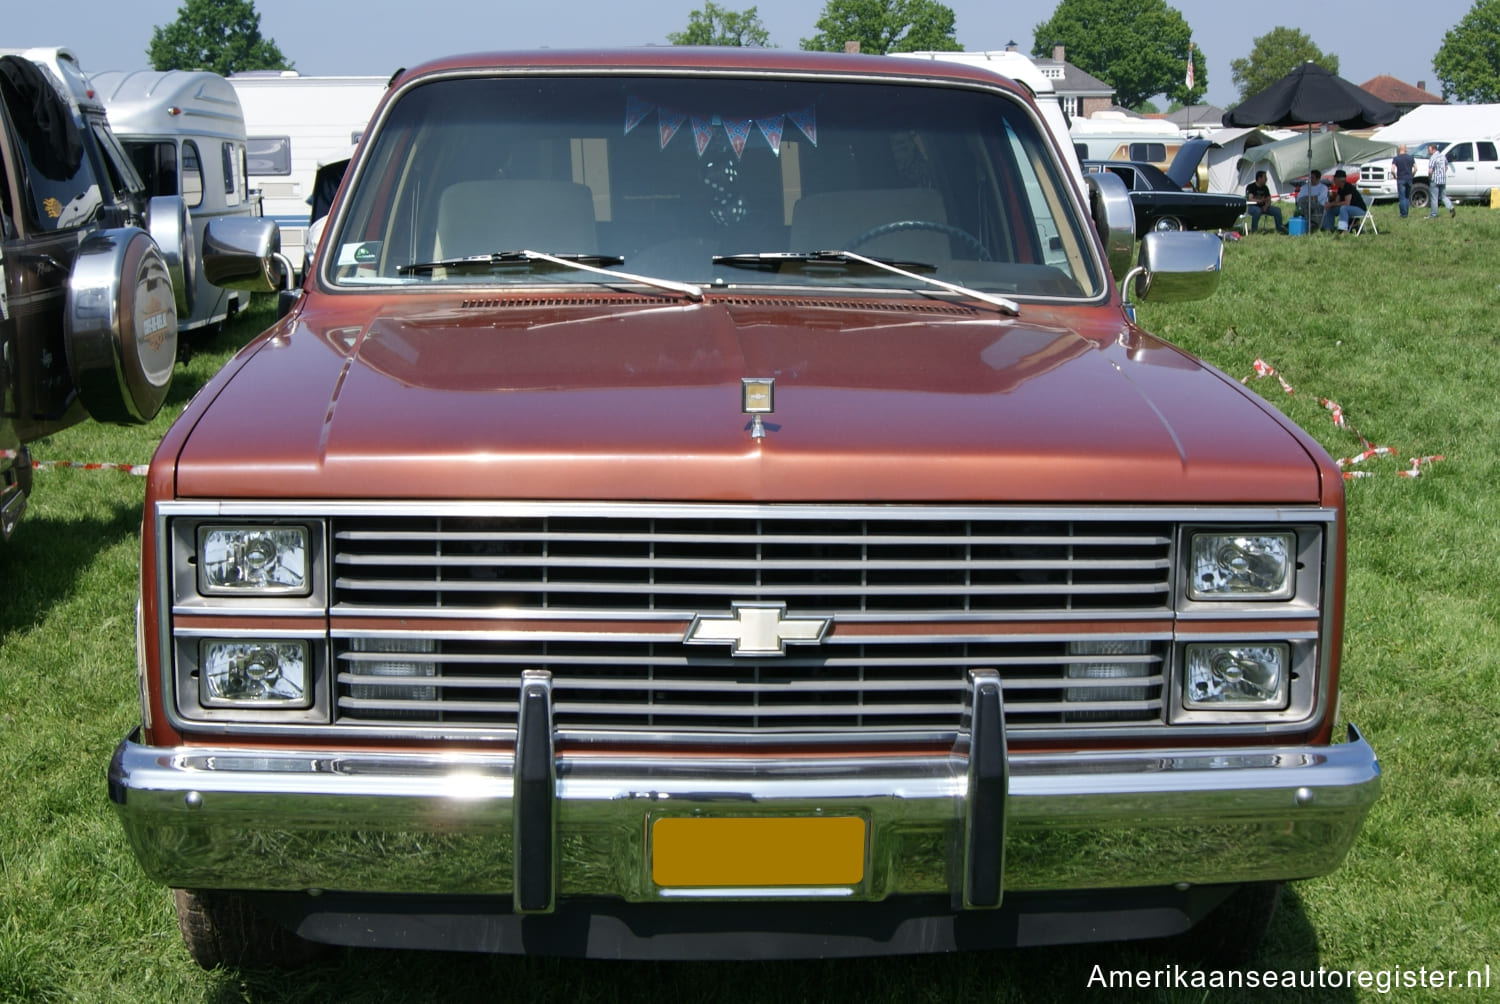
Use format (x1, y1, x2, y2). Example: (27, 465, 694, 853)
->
(171, 518, 327, 612)
(1169, 637, 1316, 724)
(174, 631, 330, 724)
(1177, 524, 1323, 612)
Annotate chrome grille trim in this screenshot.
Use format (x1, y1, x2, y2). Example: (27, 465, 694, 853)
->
(159, 502, 1336, 743)
(328, 634, 1169, 731)
(329, 511, 1176, 616)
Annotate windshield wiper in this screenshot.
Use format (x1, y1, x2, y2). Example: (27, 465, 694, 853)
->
(398, 249, 703, 301)
(399, 250, 624, 273)
(712, 250, 938, 274)
(712, 250, 1020, 315)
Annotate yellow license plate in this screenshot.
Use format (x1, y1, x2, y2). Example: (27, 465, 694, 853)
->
(651, 816, 866, 888)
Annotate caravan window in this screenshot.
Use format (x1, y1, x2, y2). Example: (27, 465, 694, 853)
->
(124, 141, 178, 198)
(248, 136, 292, 175)
(181, 141, 204, 208)
(1127, 142, 1166, 162)
(221, 142, 241, 203)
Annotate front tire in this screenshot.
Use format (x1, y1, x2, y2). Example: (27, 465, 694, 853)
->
(174, 888, 331, 970)
(1409, 183, 1431, 210)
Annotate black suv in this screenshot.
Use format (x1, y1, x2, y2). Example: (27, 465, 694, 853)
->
(0, 47, 193, 538)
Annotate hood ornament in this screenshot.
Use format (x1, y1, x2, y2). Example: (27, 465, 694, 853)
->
(741, 377, 775, 439)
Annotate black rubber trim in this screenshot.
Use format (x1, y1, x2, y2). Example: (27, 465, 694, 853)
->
(964, 673, 1007, 908)
(248, 885, 1243, 959)
(513, 674, 555, 914)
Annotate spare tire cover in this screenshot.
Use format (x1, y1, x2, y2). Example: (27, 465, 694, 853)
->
(64, 227, 178, 424)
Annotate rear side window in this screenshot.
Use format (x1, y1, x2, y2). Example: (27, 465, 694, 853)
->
(247, 136, 291, 175)
(0, 55, 101, 231)
(1479, 142, 1498, 162)
(1127, 142, 1166, 162)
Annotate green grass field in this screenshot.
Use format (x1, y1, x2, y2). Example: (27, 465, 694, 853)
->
(2, 205, 1497, 1002)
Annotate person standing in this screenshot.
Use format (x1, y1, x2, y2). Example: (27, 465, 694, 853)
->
(1427, 143, 1455, 218)
(1245, 170, 1285, 233)
(1391, 144, 1416, 218)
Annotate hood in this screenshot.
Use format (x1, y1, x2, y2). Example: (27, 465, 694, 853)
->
(1165, 137, 1217, 189)
(173, 293, 1325, 503)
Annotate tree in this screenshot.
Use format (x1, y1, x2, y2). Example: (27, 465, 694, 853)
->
(1230, 28, 1338, 100)
(148, 0, 291, 75)
(801, 0, 961, 55)
(1433, 0, 1500, 103)
(1032, 0, 1200, 110)
(668, 3, 774, 46)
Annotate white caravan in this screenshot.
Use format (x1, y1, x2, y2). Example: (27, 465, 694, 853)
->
(227, 71, 390, 277)
(92, 68, 255, 335)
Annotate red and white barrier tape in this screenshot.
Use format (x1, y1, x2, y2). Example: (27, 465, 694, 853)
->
(1241, 359, 1444, 480)
(2, 450, 149, 476)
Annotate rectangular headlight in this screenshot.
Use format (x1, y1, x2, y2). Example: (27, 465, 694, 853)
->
(1183, 643, 1289, 710)
(1188, 532, 1294, 600)
(199, 640, 312, 708)
(198, 525, 310, 595)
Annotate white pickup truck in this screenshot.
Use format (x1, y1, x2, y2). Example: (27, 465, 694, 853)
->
(1356, 139, 1500, 208)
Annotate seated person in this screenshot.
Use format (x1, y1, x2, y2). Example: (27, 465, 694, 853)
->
(1244, 170, 1285, 233)
(1298, 170, 1329, 230)
(1323, 169, 1367, 233)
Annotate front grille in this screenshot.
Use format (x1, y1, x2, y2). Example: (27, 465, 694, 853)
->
(329, 510, 1172, 735)
(331, 513, 1172, 615)
(333, 636, 1166, 731)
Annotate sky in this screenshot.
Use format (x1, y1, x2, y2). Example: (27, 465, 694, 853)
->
(6, 0, 1475, 110)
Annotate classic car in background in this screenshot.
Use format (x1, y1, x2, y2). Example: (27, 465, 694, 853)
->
(109, 47, 1378, 969)
(0, 47, 193, 539)
(1085, 138, 1246, 233)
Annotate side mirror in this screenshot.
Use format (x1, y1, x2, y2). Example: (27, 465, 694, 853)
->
(203, 217, 286, 293)
(1085, 170, 1135, 280)
(1125, 231, 1223, 306)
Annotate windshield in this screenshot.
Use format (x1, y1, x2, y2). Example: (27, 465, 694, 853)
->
(327, 73, 1102, 300)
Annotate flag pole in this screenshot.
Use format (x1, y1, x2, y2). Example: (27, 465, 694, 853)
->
(1185, 42, 1194, 132)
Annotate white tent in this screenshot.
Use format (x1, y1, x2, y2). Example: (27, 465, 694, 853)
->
(1201, 127, 1289, 193)
(1371, 104, 1500, 143)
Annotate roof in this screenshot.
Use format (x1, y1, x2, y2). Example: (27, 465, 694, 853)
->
(396, 48, 1031, 99)
(1371, 103, 1500, 142)
(91, 69, 246, 139)
(1360, 75, 1444, 106)
(1031, 56, 1114, 97)
(1163, 104, 1224, 127)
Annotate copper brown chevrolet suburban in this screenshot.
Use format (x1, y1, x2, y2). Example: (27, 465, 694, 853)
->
(107, 48, 1379, 968)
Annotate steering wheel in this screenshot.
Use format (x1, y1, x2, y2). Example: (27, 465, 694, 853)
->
(847, 219, 993, 261)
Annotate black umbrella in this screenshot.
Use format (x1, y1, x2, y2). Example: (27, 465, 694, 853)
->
(1224, 61, 1399, 131)
(1224, 62, 1398, 222)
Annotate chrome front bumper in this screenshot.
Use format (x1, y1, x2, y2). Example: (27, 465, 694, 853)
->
(110, 714, 1380, 908)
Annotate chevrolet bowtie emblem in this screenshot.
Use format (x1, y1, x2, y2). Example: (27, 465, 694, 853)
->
(684, 602, 830, 657)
